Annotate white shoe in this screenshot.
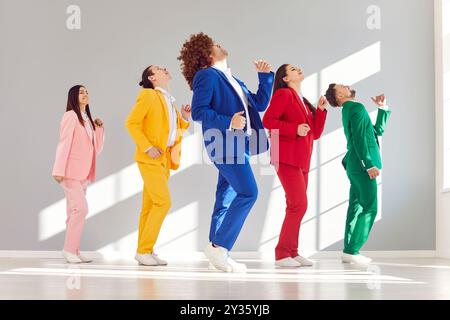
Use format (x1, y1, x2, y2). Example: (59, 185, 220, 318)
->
(62, 250, 82, 264)
(358, 254, 372, 263)
(208, 262, 218, 270)
(209, 258, 247, 273)
(78, 254, 92, 263)
(342, 253, 372, 265)
(204, 243, 232, 272)
(227, 257, 247, 273)
(151, 253, 168, 266)
(293, 255, 314, 267)
(275, 257, 301, 268)
(135, 253, 158, 266)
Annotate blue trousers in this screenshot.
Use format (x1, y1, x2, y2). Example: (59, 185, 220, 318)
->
(209, 156, 258, 250)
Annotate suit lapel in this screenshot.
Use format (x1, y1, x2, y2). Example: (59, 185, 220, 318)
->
(211, 68, 246, 109)
(289, 88, 312, 126)
(233, 77, 257, 109)
(81, 120, 96, 149)
(155, 91, 170, 123)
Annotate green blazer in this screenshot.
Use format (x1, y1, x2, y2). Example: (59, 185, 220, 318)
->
(341, 100, 391, 172)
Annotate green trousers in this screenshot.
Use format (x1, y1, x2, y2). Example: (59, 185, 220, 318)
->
(344, 169, 378, 255)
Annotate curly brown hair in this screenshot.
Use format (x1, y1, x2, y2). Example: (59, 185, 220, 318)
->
(178, 32, 215, 90)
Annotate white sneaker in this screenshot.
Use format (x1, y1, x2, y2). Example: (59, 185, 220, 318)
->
(151, 253, 168, 266)
(293, 255, 314, 267)
(135, 253, 158, 266)
(342, 253, 372, 265)
(275, 257, 301, 268)
(208, 262, 218, 270)
(227, 257, 247, 273)
(62, 250, 82, 264)
(204, 243, 232, 272)
(208, 258, 247, 273)
(78, 254, 92, 263)
(358, 254, 372, 264)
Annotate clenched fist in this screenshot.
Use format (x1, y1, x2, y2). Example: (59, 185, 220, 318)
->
(94, 118, 103, 128)
(181, 104, 191, 121)
(297, 123, 310, 137)
(317, 96, 328, 111)
(146, 146, 163, 159)
(231, 111, 246, 130)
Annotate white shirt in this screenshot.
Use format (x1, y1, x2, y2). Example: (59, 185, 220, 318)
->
(212, 61, 252, 135)
(82, 111, 94, 144)
(155, 86, 178, 147)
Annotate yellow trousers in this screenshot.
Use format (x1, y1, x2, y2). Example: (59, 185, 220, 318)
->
(136, 154, 171, 254)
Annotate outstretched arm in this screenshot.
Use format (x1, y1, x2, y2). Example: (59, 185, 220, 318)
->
(248, 60, 274, 112)
(371, 94, 391, 136)
(312, 96, 328, 140)
(374, 108, 391, 136)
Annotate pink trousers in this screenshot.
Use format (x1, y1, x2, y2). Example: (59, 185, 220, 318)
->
(60, 178, 89, 255)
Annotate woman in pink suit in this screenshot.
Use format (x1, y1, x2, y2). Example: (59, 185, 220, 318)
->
(52, 85, 105, 263)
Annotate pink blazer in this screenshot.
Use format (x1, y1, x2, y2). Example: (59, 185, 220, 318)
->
(52, 110, 105, 182)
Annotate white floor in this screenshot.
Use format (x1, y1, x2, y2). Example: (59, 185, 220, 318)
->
(0, 256, 450, 299)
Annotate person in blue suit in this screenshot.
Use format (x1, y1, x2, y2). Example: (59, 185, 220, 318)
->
(178, 33, 274, 272)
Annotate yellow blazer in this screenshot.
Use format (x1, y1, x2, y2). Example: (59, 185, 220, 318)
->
(125, 89, 190, 170)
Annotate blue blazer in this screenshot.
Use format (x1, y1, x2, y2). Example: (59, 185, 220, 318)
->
(191, 67, 274, 163)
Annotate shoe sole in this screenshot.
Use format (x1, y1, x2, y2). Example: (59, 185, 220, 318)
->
(275, 263, 301, 268)
(137, 262, 158, 266)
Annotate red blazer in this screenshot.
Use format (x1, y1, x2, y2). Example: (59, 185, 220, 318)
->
(263, 87, 327, 171)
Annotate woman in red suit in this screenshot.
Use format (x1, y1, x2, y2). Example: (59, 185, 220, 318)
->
(263, 64, 328, 267)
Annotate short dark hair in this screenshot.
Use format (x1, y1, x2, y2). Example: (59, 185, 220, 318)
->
(325, 83, 339, 107)
(139, 65, 154, 89)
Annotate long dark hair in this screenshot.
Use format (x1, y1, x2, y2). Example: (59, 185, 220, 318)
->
(66, 85, 96, 130)
(273, 64, 315, 114)
(139, 65, 154, 89)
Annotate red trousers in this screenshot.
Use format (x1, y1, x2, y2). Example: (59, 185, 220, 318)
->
(275, 162, 309, 260)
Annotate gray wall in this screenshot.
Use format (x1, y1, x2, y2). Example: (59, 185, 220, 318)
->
(0, 0, 435, 253)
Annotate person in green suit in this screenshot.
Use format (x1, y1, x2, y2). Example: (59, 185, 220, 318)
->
(325, 84, 391, 265)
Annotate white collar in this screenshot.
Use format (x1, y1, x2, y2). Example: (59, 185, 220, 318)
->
(212, 60, 232, 76)
(155, 86, 176, 103)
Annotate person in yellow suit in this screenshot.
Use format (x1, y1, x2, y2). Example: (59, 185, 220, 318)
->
(125, 65, 191, 266)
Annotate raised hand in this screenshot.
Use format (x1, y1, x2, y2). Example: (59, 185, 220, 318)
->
(181, 104, 191, 121)
(94, 118, 104, 128)
(253, 59, 272, 73)
(371, 94, 387, 107)
(317, 96, 328, 110)
(231, 111, 246, 130)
